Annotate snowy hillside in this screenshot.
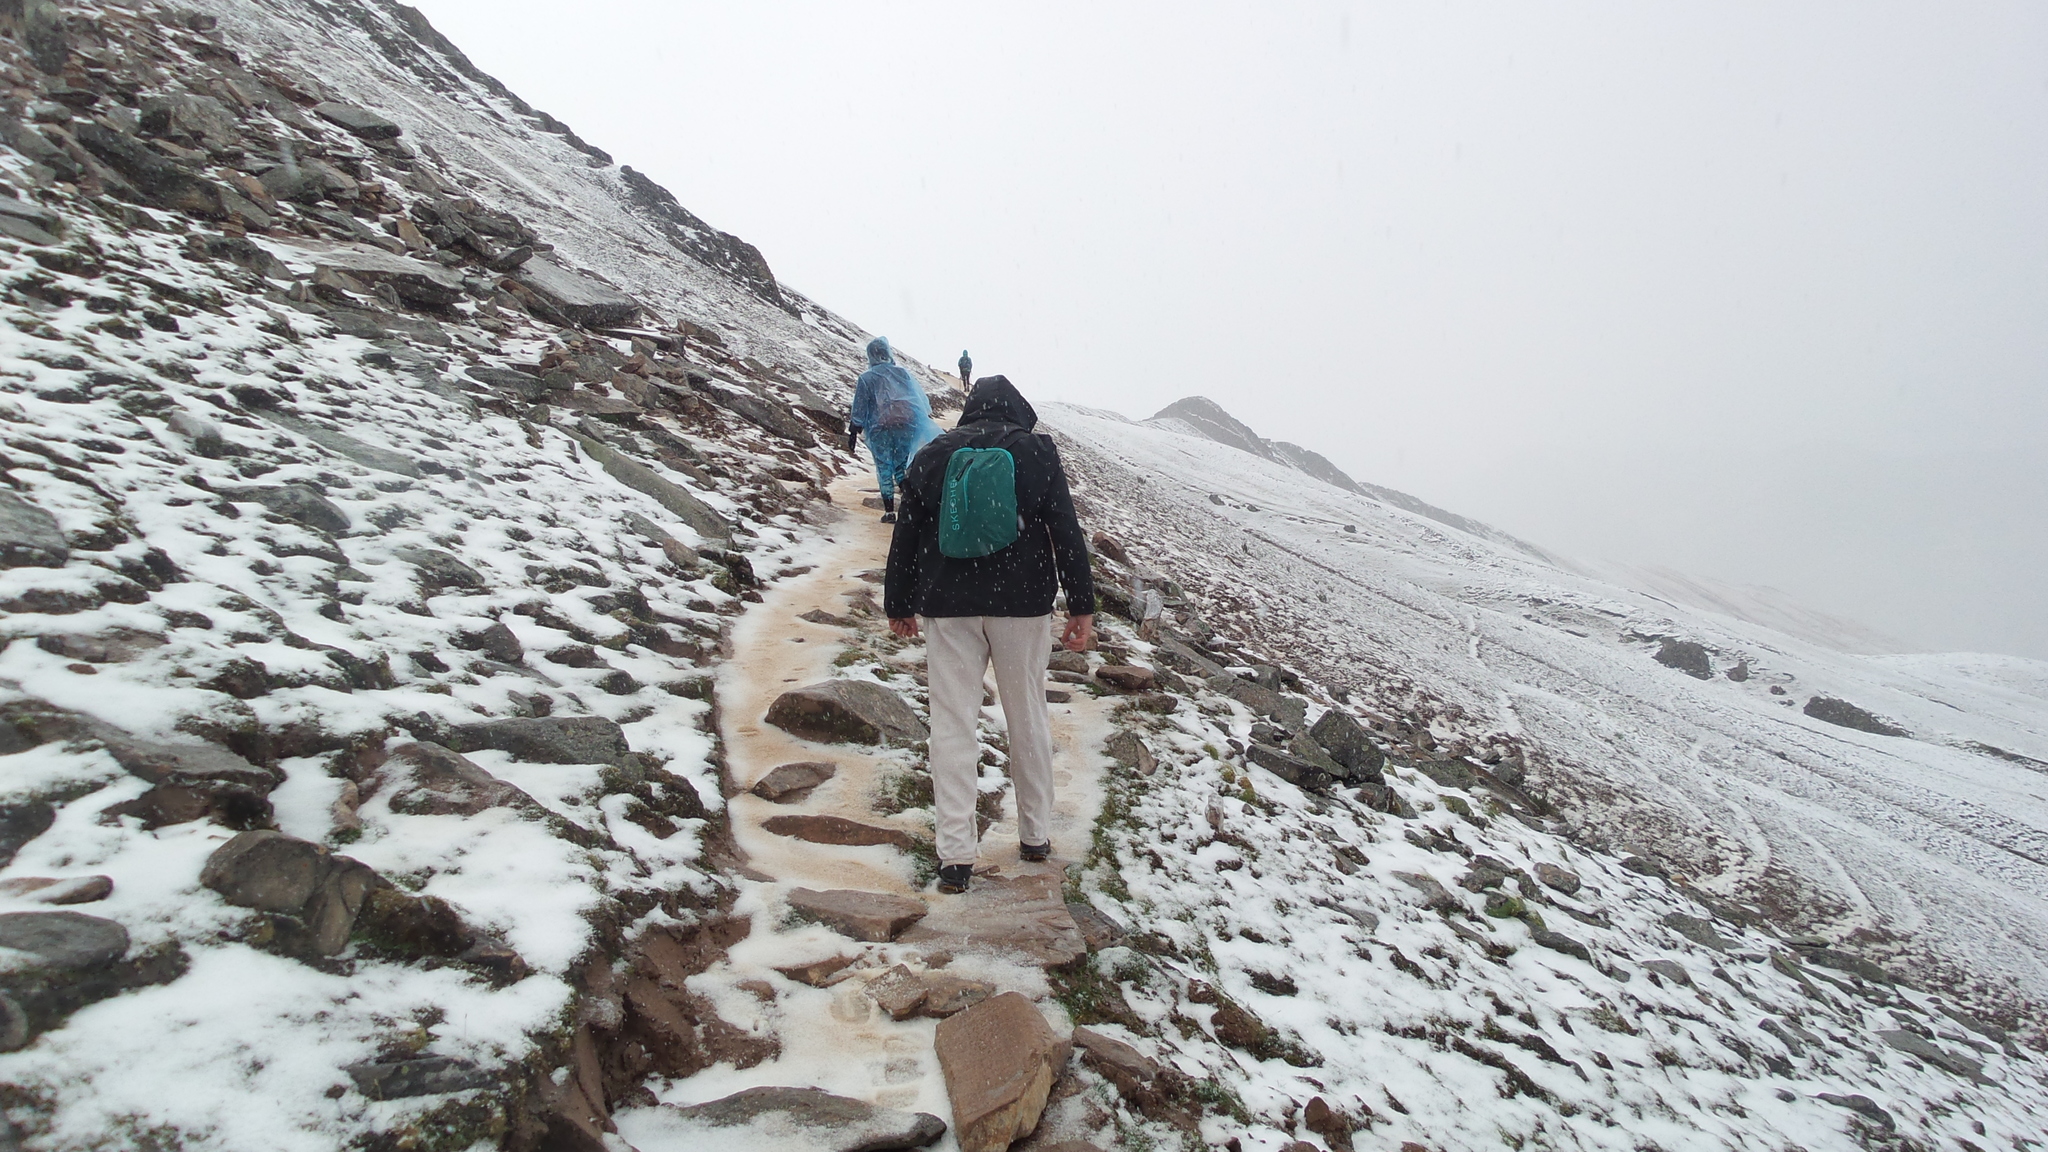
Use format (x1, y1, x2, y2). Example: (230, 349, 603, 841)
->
(0, 2, 2042, 1151)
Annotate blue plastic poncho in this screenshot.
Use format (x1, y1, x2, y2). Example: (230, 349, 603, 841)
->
(850, 337, 943, 501)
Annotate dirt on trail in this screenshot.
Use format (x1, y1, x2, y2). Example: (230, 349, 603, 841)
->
(673, 471, 1113, 1118)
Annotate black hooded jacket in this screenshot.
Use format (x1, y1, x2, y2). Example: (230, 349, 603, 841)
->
(884, 377, 1095, 620)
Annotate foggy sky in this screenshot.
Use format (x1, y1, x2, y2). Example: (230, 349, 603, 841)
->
(411, 1, 2048, 658)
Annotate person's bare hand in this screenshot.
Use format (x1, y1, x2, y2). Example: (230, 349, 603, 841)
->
(890, 617, 920, 639)
(1060, 613, 1095, 652)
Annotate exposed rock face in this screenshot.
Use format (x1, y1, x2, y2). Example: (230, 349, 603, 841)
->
(513, 257, 642, 328)
(751, 761, 837, 802)
(786, 888, 929, 943)
(446, 716, 630, 764)
(1653, 638, 1714, 680)
(1309, 709, 1383, 780)
(935, 992, 1069, 1152)
(766, 680, 928, 747)
(763, 814, 916, 850)
(198, 831, 378, 956)
(1660, 912, 1731, 952)
(0, 876, 113, 905)
(1803, 696, 1908, 737)
(0, 802, 56, 868)
(0, 490, 68, 568)
(712, 387, 817, 447)
(654, 1085, 946, 1152)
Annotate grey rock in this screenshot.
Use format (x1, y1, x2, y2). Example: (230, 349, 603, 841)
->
(312, 102, 403, 140)
(164, 409, 226, 457)
(1816, 1093, 1894, 1131)
(1286, 730, 1344, 775)
(138, 93, 239, 144)
(659, 1085, 945, 1152)
(255, 410, 419, 477)
(1154, 634, 1226, 679)
(379, 742, 527, 816)
(446, 715, 630, 765)
(622, 510, 702, 568)
(1803, 696, 1908, 737)
(1392, 871, 1456, 911)
(1073, 1026, 1160, 1083)
(1653, 638, 1714, 680)
(345, 1056, 494, 1101)
(0, 490, 69, 569)
(1532, 927, 1592, 961)
(0, 991, 24, 1051)
(1640, 959, 1692, 985)
(1066, 903, 1128, 951)
(512, 257, 641, 328)
(1416, 758, 1478, 790)
(1247, 743, 1332, 792)
(1102, 730, 1156, 776)
(259, 157, 357, 204)
(1877, 1029, 1989, 1082)
(1533, 862, 1581, 895)
(306, 244, 465, 309)
(1047, 650, 1090, 674)
(392, 546, 485, 591)
(1661, 912, 1731, 952)
(1205, 674, 1307, 730)
(1310, 708, 1384, 780)
(712, 387, 817, 447)
(1758, 1016, 1805, 1056)
(0, 911, 128, 971)
(0, 875, 113, 905)
(199, 830, 377, 955)
(766, 680, 929, 747)
(321, 306, 451, 347)
(0, 802, 55, 868)
(751, 761, 837, 802)
(98, 730, 276, 791)
(572, 431, 731, 545)
(0, 194, 61, 244)
(72, 121, 225, 217)
(222, 484, 350, 534)
(453, 621, 523, 664)
(464, 365, 551, 401)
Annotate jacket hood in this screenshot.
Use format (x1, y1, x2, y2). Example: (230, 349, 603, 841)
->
(864, 337, 894, 367)
(960, 375, 1037, 431)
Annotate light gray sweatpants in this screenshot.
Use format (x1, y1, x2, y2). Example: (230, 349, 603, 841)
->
(925, 614, 1055, 867)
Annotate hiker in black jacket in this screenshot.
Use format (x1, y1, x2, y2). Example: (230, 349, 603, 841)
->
(884, 376, 1095, 894)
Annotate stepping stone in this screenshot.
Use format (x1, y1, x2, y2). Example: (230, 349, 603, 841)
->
(766, 680, 928, 746)
(866, 964, 929, 1020)
(763, 815, 916, 850)
(917, 973, 995, 1018)
(1066, 903, 1128, 951)
(653, 1086, 945, 1151)
(751, 761, 838, 803)
(935, 992, 1069, 1152)
(0, 876, 113, 905)
(899, 869, 1084, 968)
(787, 888, 928, 942)
(774, 954, 859, 987)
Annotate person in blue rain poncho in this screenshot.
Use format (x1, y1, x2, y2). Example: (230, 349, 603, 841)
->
(846, 337, 942, 522)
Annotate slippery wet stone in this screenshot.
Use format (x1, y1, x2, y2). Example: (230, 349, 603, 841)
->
(766, 680, 928, 747)
(751, 760, 837, 802)
(656, 1085, 946, 1152)
(763, 814, 916, 850)
(786, 888, 928, 943)
(935, 992, 1068, 1152)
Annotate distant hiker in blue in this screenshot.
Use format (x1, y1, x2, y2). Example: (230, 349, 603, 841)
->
(957, 350, 972, 389)
(847, 337, 941, 523)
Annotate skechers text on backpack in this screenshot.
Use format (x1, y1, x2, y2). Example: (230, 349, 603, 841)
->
(939, 435, 1025, 558)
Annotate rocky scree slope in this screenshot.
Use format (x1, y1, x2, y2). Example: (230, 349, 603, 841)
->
(0, 1, 966, 1148)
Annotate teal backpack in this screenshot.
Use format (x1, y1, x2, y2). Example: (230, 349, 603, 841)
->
(939, 439, 1023, 559)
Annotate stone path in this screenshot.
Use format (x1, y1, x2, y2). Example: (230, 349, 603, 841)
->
(643, 471, 1114, 1148)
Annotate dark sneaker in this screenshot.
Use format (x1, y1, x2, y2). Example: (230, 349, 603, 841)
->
(937, 864, 972, 894)
(879, 512, 897, 523)
(1020, 841, 1052, 863)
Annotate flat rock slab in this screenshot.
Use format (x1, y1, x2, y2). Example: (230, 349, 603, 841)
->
(788, 888, 929, 943)
(899, 867, 1084, 968)
(303, 242, 464, 306)
(312, 101, 403, 139)
(1065, 903, 1128, 951)
(774, 954, 859, 987)
(513, 257, 642, 328)
(345, 1056, 491, 1100)
(0, 911, 129, 972)
(0, 490, 69, 568)
(653, 1085, 945, 1152)
(936, 992, 1069, 1152)
(1093, 665, 1156, 692)
(752, 761, 838, 803)
(767, 680, 929, 747)
(0, 876, 113, 905)
(379, 742, 529, 816)
(764, 814, 916, 850)
(446, 716, 628, 765)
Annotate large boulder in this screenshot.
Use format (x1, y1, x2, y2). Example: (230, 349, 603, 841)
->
(221, 483, 351, 534)
(446, 716, 629, 765)
(1653, 638, 1714, 680)
(710, 387, 816, 447)
(935, 992, 1069, 1152)
(306, 244, 465, 308)
(0, 801, 54, 867)
(312, 101, 403, 139)
(1247, 743, 1332, 793)
(0, 491, 68, 568)
(72, 121, 226, 217)
(653, 1086, 945, 1151)
(766, 681, 928, 747)
(1803, 696, 1908, 737)
(512, 257, 641, 328)
(375, 742, 530, 816)
(199, 831, 378, 955)
(0, 911, 128, 972)
(1309, 709, 1384, 781)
